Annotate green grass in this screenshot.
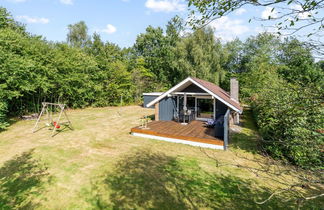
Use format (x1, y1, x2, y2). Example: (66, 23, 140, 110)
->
(0, 106, 322, 209)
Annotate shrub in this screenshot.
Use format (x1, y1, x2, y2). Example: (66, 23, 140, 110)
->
(252, 84, 323, 169)
(0, 101, 9, 130)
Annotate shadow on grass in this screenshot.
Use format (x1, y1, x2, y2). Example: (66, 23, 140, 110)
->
(0, 118, 18, 133)
(0, 149, 51, 209)
(89, 149, 293, 209)
(51, 124, 73, 137)
(230, 108, 260, 153)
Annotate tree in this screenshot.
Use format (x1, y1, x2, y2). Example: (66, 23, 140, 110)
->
(223, 39, 244, 73)
(188, 0, 324, 55)
(0, 7, 25, 32)
(166, 15, 184, 44)
(172, 27, 227, 85)
(134, 26, 171, 88)
(278, 38, 323, 85)
(317, 60, 324, 71)
(130, 57, 155, 102)
(67, 21, 90, 48)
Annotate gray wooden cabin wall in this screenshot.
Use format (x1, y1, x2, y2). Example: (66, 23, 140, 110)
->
(180, 84, 207, 93)
(215, 100, 227, 118)
(143, 95, 159, 109)
(159, 97, 176, 121)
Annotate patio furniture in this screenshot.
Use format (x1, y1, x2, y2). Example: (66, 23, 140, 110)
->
(204, 115, 224, 128)
(173, 110, 180, 122)
(179, 109, 195, 124)
(205, 119, 216, 128)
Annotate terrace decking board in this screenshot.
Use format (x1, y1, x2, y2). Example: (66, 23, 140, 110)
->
(131, 120, 224, 146)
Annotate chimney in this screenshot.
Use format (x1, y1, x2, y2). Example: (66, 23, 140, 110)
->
(230, 78, 240, 125)
(230, 78, 239, 102)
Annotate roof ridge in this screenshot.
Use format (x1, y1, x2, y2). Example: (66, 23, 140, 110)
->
(191, 77, 231, 97)
(190, 77, 242, 112)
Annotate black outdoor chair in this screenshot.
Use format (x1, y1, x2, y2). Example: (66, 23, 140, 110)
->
(178, 109, 195, 123)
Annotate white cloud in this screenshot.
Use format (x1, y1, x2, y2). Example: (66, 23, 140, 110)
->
(102, 24, 117, 34)
(208, 16, 250, 41)
(255, 25, 287, 41)
(290, 4, 311, 19)
(60, 0, 73, 5)
(16, 15, 49, 24)
(145, 0, 185, 13)
(261, 7, 278, 19)
(235, 8, 247, 15)
(255, 25, 278, 34)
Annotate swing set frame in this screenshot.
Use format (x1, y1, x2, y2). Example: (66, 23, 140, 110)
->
(32, 102, 73, 136)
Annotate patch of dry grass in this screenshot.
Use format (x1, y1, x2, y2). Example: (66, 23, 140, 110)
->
(0, 106, 321, 209)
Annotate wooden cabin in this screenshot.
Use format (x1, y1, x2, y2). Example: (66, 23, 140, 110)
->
(131, 77, 242, 150)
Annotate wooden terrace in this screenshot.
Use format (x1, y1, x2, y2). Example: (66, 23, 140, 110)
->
(131, 120, 224, 149)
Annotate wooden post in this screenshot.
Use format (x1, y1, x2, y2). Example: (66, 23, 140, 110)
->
(52, 105, 64, 137)
(194, 97, 197, 119)
(32, 103, 46, 133)
(63, 108, 73, 130)
(155, 102, 159, 121)
(33, 102, 73, 136)
(177, 96, 179, 114)
(213, 97, 216, 120)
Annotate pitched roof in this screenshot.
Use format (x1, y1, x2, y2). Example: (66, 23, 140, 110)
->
(190, 77, 243, 113)
(146, 77, 243, 114)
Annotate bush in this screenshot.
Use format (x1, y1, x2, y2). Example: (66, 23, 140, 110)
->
(252, 84, 323, 169)
(0, 101, 9, 130)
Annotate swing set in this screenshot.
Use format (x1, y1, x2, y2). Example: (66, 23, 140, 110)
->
(32, 102, 73, 136)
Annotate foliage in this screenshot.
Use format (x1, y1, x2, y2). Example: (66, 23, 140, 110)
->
(252, 82, 323, 169)
(187, 0, 324, 55)
(134, 25, 172, 88)
(134, 22, 229, 87)
(0, 8, 137, 128)
(236, 34, 323, 169)
(0, 7, 25, 32)
(172, 27, 227, 85)
(129, 57, 155, 102)
(278, 38, 324, 85)
(67, 21, 90, 48)
(0, 100, 9, 130)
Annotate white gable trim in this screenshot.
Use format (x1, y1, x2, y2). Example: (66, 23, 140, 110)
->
(189, 79, 242, 114)
(146, 77, 242, 114)
(146, 77, 191, 107)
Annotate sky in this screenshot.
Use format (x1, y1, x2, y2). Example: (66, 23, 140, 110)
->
(0, 0, 319, 48)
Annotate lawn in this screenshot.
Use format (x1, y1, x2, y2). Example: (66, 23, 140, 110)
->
(0, 106, 322, 209)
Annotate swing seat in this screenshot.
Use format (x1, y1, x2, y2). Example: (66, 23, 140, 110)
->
(53, 122, 60, 129)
